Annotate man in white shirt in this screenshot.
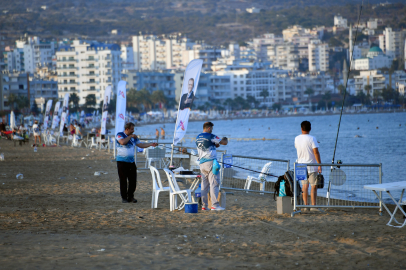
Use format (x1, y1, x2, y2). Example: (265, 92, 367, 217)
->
(32, 120, 41, 146)
(294, 121, 322, 208)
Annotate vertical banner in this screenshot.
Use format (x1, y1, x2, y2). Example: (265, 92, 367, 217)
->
(44, 100, 53, 129)
(51, 101, 60, 129)
(101, 86, 111, 135)
(115, 81, 127, 135)
(59, 93, 69, 136)
(80, 110, 85, 124)
(173, 59, 203, 145)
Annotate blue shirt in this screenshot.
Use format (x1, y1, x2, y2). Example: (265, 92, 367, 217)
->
(195, 132, 221, 164)
(116, 132, 140, 163)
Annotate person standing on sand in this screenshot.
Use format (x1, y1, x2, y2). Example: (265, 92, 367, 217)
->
(32, 120, 41, 146)
(196, 122, 228, 211)
(160, 127, 165, 139)
(116, 122, 158, 203)
(294, 120, 322, 211)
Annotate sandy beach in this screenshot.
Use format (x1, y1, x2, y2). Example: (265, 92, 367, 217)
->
(0, 139, 406, 269)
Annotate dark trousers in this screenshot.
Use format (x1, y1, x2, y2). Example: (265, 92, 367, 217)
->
(117, 161, 137, 200)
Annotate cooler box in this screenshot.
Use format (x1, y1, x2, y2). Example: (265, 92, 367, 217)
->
(184, 203, 198, 213)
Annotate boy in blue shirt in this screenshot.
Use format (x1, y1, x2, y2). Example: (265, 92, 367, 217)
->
(195, 122, 228, 210)
(116, 122, 158, 203)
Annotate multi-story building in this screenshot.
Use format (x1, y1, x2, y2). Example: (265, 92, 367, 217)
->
(267, 43, 299, 71)
(132, 34, 195, 70)
(334, 15, 348, 28)
(308, 40, 329, 72)
(30, 78, 58, 112)
(3, 36, 55, 74)
(184, 44, 222, 71)
(379, 27, 406, 59)
(56, 40, 122, 106)
(121, 45, 134, 70)
(250, 33, 284, 61)
(354, 70, 386, 96)
(123, 70, 176, 100)
(0, 71, 30, 111)
(353, 46, 393, 70)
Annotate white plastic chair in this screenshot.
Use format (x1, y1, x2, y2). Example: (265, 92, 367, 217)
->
(149, 166, 171, 209)
(163, 168, 192, 211)
(88, 137, 98, 149)
(244, 162, 273, 192)
(145, 148, 166, 169)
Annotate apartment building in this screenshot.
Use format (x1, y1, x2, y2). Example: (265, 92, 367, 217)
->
(121, 45, 134, 70)
(132, 34, 195, 70)
(123, 70, 176, 100)
(267, 43, 300, 71)
(56, 40, 122, 106)
(31, 79, 58, 112)
(184, 44, 222, 71)
(354, 70, 386, 96)
(334, 15, 348, 28)
(308, 40, 329, 72)
(3, 36, 55, 74)
(379, 27, 406, 59)
(0, 71, 30, 111)
(250, 33, 284, 61)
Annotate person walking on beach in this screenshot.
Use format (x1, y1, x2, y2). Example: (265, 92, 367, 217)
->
(32, 120, 41, 146)
(295, 121, 322, 210)
(160, 127, 165, 139)
(116, 122, 158, 203)
(196, 122, 228, 211)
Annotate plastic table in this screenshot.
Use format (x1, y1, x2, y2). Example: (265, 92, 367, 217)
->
(364, 181, 406, 228)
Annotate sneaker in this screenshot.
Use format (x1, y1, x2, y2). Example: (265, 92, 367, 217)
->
(310, 208, 319, 211)
(211, 206, 225, 211)
(301, 208, 308, 212)
(122, 199, 129, 203)
(201, 207, 210, 211)
(128, 198, 137, 203)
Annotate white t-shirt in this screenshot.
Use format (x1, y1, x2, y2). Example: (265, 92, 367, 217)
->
(32, 124, 40, 136)
(294, 134, 319, 173)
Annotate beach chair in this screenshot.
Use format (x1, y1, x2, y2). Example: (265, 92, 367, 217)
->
(163, 168, 192, 211)
(71, 135, 85, 147)
(149, 166, 171, 209)
(244, 162, 272, 193)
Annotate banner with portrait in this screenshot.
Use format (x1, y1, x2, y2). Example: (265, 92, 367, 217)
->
(101, 86, 111, 135)
(59, 93, 69, 136)
(51, 101, 60, 129)
(115, 81, 127, 135)
(44, 99, 53, 129)
(173, 59, 203, 145)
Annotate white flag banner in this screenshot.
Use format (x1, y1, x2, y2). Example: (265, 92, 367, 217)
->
(51, 101, 60, 129)
(173, 59, 203, 145)
(44, 99, 53, 129)
(101, 86, 111, 135)
(59, 93, 69, 136)
(115, 81, 127, 135)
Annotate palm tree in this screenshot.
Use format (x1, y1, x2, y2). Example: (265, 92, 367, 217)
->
(304, 88, 314, 111)
(322, 91, 331, 110)
(364, 85, 372, 97)
(69, 93, 80, 112)
(85, 94, 96, 111)
(8, 94, 19, 110)
(337, 84, 346, 96)
(373, 89, 381, 104)
(259, 89, 269, 103)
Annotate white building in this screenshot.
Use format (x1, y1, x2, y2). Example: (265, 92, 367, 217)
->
(246, 7, 261, 13)
(354, 70, 386, 96)
(334, 15, 348, 28)
(379, 27, 406, 59)
(56, 40, 122, 106)
(367, 19, 378, 30)
(132, 34, 195, 70)
(121, 45, 134, 70)
(250, 33, 284, 61)
(353, 47, 393, 70)
(308, 40, 329, 72)
(267, 43, 299, 71)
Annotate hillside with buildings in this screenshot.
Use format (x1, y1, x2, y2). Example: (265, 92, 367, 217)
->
(0, 1, 405, 115)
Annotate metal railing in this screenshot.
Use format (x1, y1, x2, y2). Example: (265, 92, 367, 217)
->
(220, 153, 290, 194)
(292, 163, 382, 216)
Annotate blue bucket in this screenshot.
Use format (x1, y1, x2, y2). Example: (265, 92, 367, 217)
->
(184, 203, 198, 213)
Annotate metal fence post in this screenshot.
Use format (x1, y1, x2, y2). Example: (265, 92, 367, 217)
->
(220, 152, 225, 191)
(293, 163, 297, 211)
(287, 160, 290, 172)
(379, 163, 382, 214)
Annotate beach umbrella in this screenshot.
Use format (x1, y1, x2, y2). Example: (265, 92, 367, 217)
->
(10, 111, 16, 129)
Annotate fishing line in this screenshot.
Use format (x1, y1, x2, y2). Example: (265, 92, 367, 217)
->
(158, 144, 280, 178)
(332, 0, 364, 165)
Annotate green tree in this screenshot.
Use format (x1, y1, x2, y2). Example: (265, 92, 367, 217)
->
(150, 90, 167, 109)
(304, 88, 314, 111)
(272, 103, 281, 111)
(322, 91, 331, 110)
(16, 95, 30, 111)
(337, 84, 346, 96)
(69, 93, 80, 112)
(85, 94, 96, 110)
(372, 89, 381, 103)
(223, 98, 235, 110)
(246, 95, 259, 109)
(259, 89, 269, 102)
(31, 99, 39, 114)
(8, 93, 18, 110)
(233, 96, 247, 110)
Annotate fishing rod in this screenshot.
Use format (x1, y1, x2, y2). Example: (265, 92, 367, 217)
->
(158, 144, 280, 178)
(332, 0, 364, 166)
